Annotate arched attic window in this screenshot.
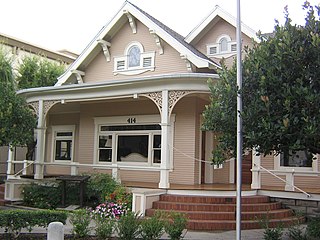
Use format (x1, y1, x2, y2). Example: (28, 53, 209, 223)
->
(113, 41, 155, 75)
(207, 34, 237, 56)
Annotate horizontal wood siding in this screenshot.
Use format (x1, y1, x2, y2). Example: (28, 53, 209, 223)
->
(120, 170, 159, 183)
(170, 97, 197, 184)
(84, 20, 188, 84)
(78, 99, 159, 166)
(260, 154, 284, 187)
(45, 113, 80, 175)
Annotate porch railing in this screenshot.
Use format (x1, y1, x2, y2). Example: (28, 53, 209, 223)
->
(252, 163, 313, 198)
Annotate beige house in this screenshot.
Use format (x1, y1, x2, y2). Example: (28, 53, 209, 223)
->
(4, 2, 320, 230)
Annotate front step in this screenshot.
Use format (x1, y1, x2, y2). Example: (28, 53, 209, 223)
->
(146, 194, 303, 230)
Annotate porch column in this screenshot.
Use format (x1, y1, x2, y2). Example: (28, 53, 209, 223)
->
(34, 100, 46, 180)
(159, 90, 170, 189)
(6, 144, 15, 179)
(251, 149, 261, 189)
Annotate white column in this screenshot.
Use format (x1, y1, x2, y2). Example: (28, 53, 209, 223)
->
(34, 100, 45, 180)
(6, 144, 15, 179)
(251, 149, 261, 189)
(159, 90, 170, 189)
(285, 169, 295, 191)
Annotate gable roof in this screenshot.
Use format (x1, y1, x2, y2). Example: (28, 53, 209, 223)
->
(56, 1, 220, 86)
(185, 5, 258, 44)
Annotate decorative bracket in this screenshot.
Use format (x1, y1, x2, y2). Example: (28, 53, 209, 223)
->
(124, 10, 137, 34)
(97, 39, 111, 62)
(71, 70, 85, 84)
(180, 54, 192, 72)
(149, 30, 163, 55)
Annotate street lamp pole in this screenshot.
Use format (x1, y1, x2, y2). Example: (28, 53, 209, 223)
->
(236, 0, 243, 239)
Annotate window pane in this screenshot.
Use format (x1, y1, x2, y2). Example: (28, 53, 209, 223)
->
(128, 46, 140, 67)
(117, 135, 148, 162)
(101, 124, 161, 131)
(55, 140, 72, 160)
(220, 38, 228, 52)
(56, 132, 72, 137)
(99, 135, 112, 148)
(280, 150, 312, 167)
(153, 150, 161, 164)
(153, 135, 161, 148)
(99, 149, 112, 162)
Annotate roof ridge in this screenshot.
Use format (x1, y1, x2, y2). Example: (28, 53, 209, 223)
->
(127, 1, 220, 67)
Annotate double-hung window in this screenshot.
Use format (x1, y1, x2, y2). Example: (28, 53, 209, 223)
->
(52, 125, 75, 162)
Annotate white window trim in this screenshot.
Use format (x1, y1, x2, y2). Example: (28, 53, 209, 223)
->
(207, 34, 237, 58)
(274, 152, 318, 172)
(51, 125, 75, 163)
(93, 115, 175, 169)
(113, 41, 155, 75)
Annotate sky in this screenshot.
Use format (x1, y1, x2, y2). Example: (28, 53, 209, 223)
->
(0, 0, 319, 54)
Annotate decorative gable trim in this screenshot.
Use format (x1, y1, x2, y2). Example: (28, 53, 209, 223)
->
(71, 70, 85, 84)
(97, 39, 111, 62)
(55, 2, 219, 86)
(124, 10, 137, 34)
(149, 30, 163, 55)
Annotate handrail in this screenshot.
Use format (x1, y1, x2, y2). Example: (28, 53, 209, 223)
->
(255, 163, 311, 198)
(13, 161, 34, 177)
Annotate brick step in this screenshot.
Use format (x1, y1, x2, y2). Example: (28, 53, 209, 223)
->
(146, 208, 293, 221)
(152, 201, 281, 212)
(187, 217, 303, 230)
(159, 194, 269, 204)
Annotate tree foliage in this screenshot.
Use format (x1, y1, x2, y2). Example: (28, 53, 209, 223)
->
(203, 2, 320, 161)
(0, 50, 36, 147)
(17, 55, 65, 89)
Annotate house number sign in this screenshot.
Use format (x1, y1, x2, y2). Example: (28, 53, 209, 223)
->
(127, 117, 136, 124)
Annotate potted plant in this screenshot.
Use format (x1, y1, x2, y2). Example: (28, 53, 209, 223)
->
(211, 145, 226, 169)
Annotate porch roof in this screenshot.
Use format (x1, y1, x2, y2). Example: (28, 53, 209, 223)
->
(18, 73, 218, 103)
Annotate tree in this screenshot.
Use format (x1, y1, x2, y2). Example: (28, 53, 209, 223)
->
(0, 50, 36, 147)
(17, 55, 65, 89)
(202, 3, 320, 163)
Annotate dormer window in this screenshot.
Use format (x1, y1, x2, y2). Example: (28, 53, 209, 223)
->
(207, 35, 237, 57)
(114, 42, 155, 75)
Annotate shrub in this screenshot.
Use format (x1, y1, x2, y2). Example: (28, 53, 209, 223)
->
(106, 185, 133, 209)
(164, 212, 187, 240)
(306, 216, 320, 239)
(94, 217, 115, 240)
(287, 224, 308, 240)
(0, 209, 67, 239)
(69, 209, 92, 238)
(263, 227, 283, 240)
(116, 211, 141, 240)
(140, 211, 165, 240)
(21, 182, 61, 209)
(85, 173, 120, 206)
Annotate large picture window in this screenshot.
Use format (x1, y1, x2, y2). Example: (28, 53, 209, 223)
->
(52, 125, 75, 162)
(96, 122, 161, 165)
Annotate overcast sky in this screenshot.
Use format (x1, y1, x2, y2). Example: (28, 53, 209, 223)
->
(0, 0, 319, 54)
